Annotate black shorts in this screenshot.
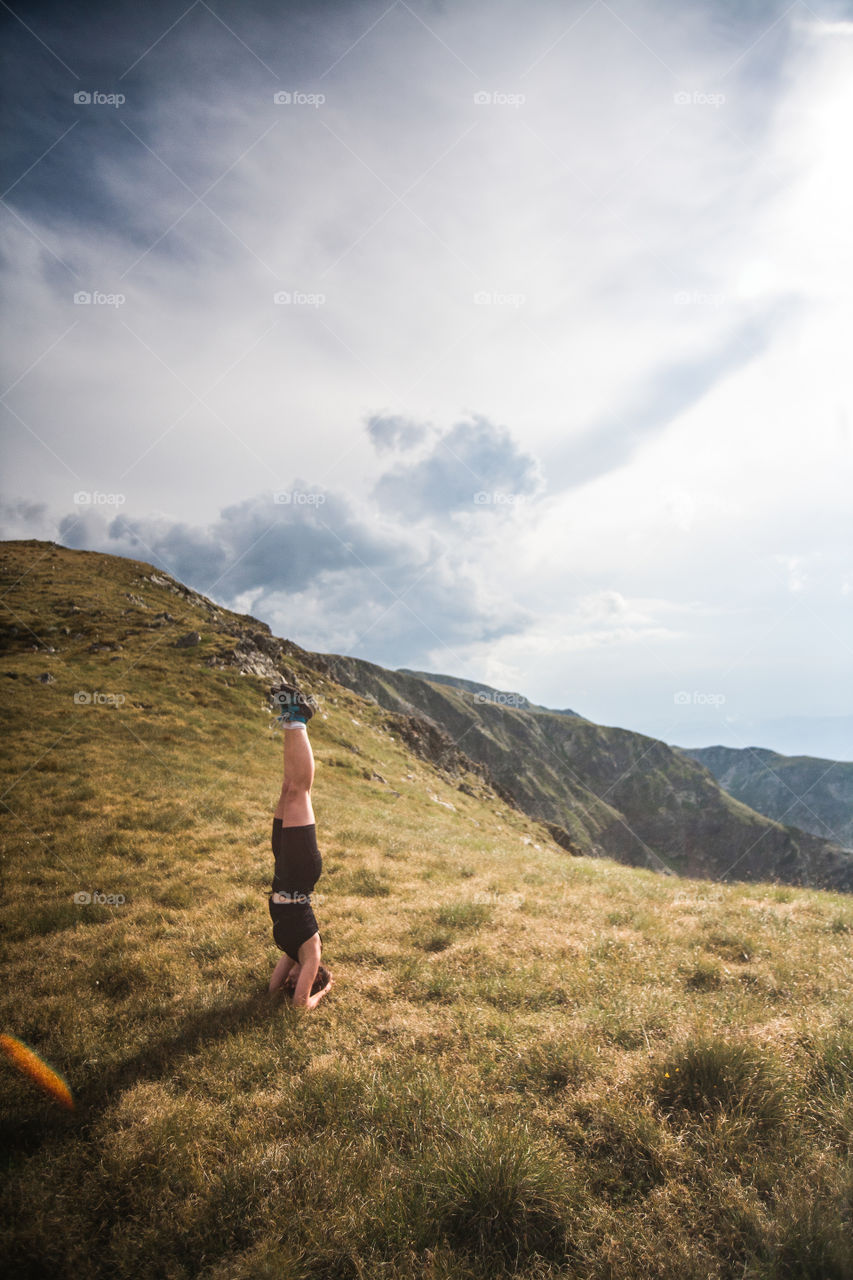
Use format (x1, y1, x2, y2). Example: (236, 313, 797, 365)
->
(269, 820, 322, 961)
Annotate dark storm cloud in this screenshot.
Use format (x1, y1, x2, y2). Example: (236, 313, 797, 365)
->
(0, 0, 355, 241)
(57, 484, 408, 597)
(51, 481, 532, 666)
(372, 414, 541, 516)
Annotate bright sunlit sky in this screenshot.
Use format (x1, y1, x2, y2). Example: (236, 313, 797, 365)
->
(1, 0, 852, 758)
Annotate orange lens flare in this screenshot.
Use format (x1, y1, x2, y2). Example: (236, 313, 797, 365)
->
(0, 1034, 74, 1110)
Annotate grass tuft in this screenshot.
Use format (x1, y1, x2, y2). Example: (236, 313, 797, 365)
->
(422, 1122, 576, 1264)
(652, 1035, 790, 1132)
(506, 1037, 596, 1094)
(337, 867, 391, 897)
(435, 902, 492, 930)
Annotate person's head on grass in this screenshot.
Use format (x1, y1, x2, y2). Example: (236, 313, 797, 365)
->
(283, 963, 330, 999)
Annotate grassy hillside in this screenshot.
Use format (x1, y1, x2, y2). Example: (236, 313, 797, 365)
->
(1, 539, 852, 1280)
(682, 745, 853, 852)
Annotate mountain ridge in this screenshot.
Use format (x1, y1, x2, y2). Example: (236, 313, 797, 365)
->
(307, 656, 853, 892)
(680, 743, 853, 852)
(396, 668, 585, 718)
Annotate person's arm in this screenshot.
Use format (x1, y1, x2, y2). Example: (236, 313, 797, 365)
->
(290, 937, 332, 1009)
(269, 952, 298, 993)
(298, 973, 333, 1011)
(291, 952, 321, 1006)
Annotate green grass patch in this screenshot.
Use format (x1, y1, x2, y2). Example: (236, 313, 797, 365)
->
(420, 1121, 579, 1265)
(435, 901, 492, 930)
(336, 867, 391, 897)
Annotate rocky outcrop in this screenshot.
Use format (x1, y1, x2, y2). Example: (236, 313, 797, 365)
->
(203, 627, 298, 683)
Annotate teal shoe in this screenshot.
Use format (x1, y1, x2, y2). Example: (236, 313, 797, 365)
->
(270, 682, 317, 725)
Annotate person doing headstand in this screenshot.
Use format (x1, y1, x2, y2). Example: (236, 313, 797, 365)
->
(267, 683, 333, 1010)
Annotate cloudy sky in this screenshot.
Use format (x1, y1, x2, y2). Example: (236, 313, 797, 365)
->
(1, 0, 852, 758)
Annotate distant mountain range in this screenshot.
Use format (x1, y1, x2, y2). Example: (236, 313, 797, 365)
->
(656, 715, 853, 761)
(303, 656, 853, 891)
(679, 745, 853, 852)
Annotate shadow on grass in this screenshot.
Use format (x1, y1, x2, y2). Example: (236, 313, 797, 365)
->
(0, 985, 299, 1161)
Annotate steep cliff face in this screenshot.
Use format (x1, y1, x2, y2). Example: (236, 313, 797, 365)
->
(680, 745, 853, 851)
(309, 655, 853, 890)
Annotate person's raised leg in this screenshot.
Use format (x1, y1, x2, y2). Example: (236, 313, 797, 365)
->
(275, 722, 315, 827)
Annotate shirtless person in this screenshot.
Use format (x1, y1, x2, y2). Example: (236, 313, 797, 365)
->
(267, 683, 333, 1010)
